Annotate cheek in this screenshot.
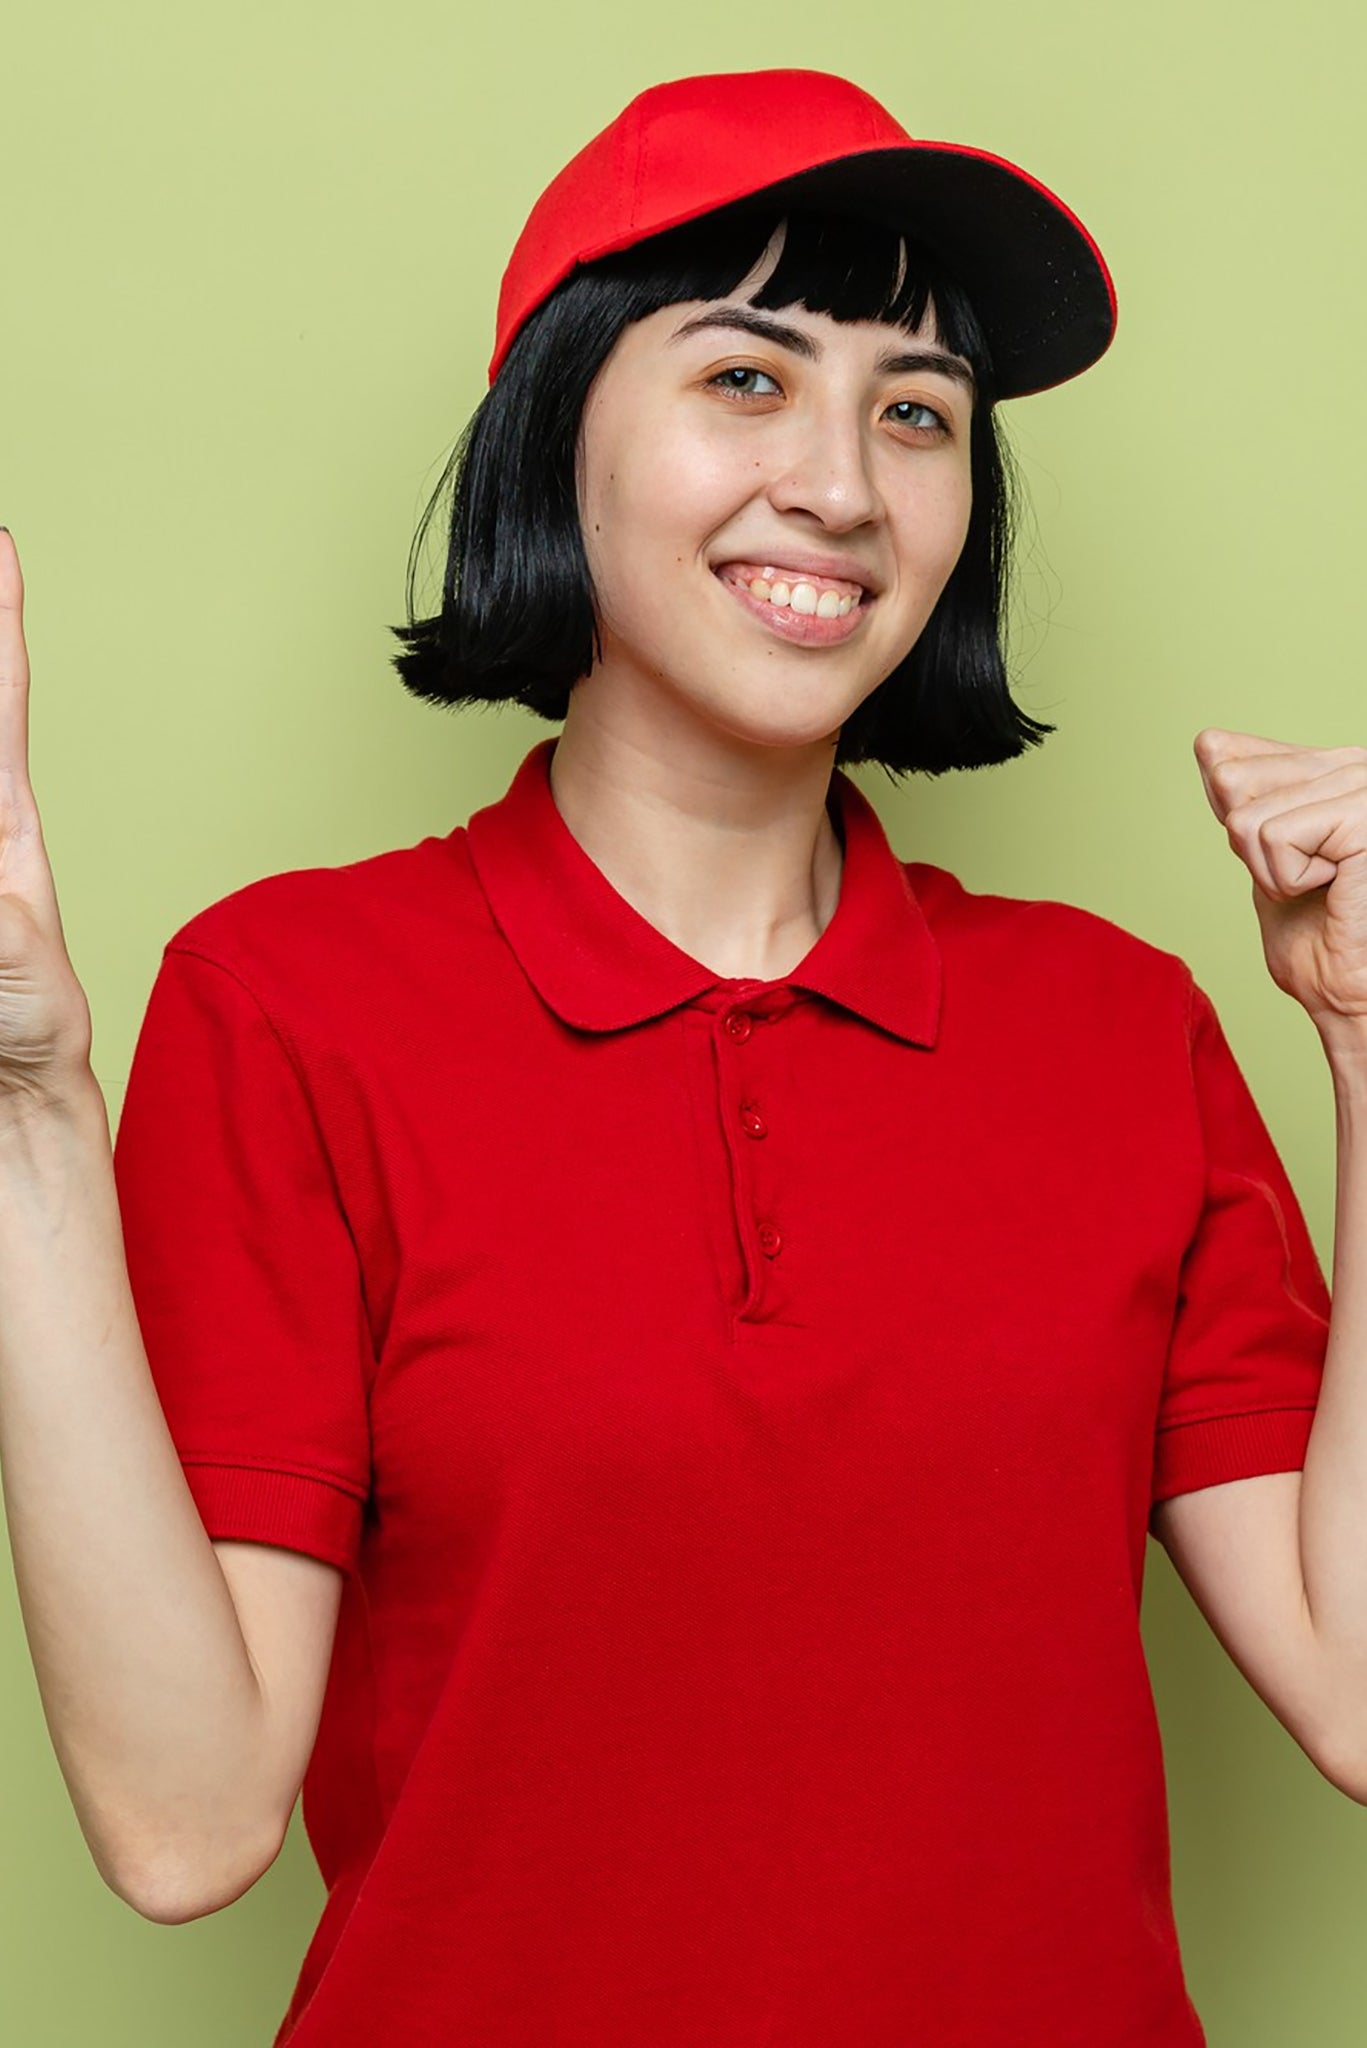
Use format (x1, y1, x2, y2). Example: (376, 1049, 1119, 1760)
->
(944, 486, 974, 575)
(899, 468, 974, 587)
(582, 423, 747, 600)
(578, 428, 623, 567)
(581, 471, 660, 627)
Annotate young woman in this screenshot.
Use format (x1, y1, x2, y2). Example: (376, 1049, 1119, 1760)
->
(4, 63, 1367, 2048)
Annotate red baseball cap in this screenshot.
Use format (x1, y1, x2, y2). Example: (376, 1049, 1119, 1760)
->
(489, 69, 1116, 401)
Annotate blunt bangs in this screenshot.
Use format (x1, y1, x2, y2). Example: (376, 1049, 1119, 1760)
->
(390, 202, 1053, 778)
(561, 203, 994, 374)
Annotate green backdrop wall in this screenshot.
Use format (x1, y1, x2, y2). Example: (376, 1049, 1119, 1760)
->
(3, 1, 1365, 2040)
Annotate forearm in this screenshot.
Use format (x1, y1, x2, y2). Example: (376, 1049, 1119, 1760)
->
(0, 1074, 274, 1918)
(1297, 1024, 1367, 1760)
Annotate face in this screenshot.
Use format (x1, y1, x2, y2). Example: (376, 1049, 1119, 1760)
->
(575, 225, 976, 757)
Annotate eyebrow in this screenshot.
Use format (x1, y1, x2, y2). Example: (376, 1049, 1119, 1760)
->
(667, 306, 976, 392)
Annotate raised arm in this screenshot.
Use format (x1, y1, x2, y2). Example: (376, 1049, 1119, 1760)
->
(0, 531, 326, 1920)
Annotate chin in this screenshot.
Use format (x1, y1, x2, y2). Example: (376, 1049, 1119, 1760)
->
(688, 697, 852, 756)
(593, 629, 875, 748)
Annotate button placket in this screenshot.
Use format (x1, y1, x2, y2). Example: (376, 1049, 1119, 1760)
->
(713, 999, 786, 1321)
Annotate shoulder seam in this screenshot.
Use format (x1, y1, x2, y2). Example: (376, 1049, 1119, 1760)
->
(163, 941, 312, 1099)
(160, 943, 362, 1268)
(902, 865, 1197, 983)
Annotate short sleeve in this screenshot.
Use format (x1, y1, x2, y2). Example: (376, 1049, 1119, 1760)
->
(1148, 978, 1331, 1531)
(113, 944, 374, 1574)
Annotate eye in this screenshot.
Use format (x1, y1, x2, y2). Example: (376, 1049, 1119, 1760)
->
(707, 365, 783, 399)
(886, 400, 949, 433)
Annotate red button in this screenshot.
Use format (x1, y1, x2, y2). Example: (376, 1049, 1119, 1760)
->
(724, 1009, 753, 1041)
(740, 1106, 768, 1139)
(757, 1223, 782, 1257)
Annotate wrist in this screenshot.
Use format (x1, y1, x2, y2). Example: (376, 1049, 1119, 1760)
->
(1314, 1012, 1367, 1100)
(0, 1068, 109, 1162)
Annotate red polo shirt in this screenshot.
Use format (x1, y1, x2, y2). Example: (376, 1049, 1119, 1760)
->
(112, 735, 1330, 2046)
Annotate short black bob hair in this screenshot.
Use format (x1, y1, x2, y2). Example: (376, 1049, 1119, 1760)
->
(390, 200, 1052, 779)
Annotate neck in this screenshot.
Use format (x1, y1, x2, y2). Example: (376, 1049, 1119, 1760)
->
(547, 690, 845, 983)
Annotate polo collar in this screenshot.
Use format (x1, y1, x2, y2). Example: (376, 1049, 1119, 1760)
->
(463, 739, 941, 1047)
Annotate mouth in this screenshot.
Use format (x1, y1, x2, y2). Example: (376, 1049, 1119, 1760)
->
(712, 562, 874, 647)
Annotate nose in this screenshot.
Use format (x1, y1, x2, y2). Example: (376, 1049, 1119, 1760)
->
(765, 404, 884, 533)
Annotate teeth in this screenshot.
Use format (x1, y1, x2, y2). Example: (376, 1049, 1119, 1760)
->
(724, 569, 863, 619)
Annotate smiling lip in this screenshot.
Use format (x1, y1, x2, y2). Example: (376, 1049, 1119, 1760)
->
(713, 567, 872, 647)
(715, 553, 880, 594)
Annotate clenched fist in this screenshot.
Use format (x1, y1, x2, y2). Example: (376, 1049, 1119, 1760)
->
(1194, 727, 1367, 1038)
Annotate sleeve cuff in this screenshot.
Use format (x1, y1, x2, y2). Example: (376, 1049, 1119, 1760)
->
(1149, 1404, 1318, 1533)
(181, 1458, 366, 1574)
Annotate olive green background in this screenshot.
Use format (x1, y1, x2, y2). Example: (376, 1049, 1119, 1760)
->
(3, 0, 1366, 2040)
